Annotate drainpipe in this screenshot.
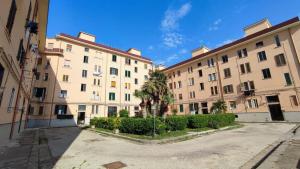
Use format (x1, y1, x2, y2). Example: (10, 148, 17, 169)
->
(215, 55, 224, 100)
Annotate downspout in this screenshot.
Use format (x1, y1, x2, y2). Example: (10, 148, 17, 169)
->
(215, 55, 224, 100)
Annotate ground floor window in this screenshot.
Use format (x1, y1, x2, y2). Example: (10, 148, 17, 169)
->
(229, 101, 237, 110)
(290, 95, 299, 107)
(247, 99, 258, 108)
(201, 102, 208, 114)
(78, 105, 86, 111)
(179, 104, 184, 112)
(108, 106, 117, 117)
(54, 105, 67, 115)
(38, 106, 44, 115)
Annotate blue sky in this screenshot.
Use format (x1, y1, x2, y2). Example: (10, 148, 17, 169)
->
(47, 0, 300, 66)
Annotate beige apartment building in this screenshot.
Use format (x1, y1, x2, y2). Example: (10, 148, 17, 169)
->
(0, 0, 49, 139)
(28, 32, 153, 127)
(164, 17, 300, 122)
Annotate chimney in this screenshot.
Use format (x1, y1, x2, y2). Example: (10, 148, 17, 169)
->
(244, 19, 272, 36)
(192, 46, 210, 57)
(78, 32, 96, 42)
(127, 48, 141, 56)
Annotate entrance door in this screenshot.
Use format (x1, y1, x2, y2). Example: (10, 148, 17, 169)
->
(77, 112, 85, 125)
(266, 96, 284, 121)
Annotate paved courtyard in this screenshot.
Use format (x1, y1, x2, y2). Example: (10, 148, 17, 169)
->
(0, 123, 296, 169)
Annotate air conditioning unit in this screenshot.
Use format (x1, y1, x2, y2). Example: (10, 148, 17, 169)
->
(240, 86, 247, 92)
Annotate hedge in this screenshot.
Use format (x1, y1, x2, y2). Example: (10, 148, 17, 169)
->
(90, 117, 120, 130)
(119, 117, 166, 135)
(187, 115, 209, 128)
(188, 114, 235, 129)
(165, 116, 188, 131)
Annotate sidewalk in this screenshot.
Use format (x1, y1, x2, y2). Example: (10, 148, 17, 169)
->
(0, 129, 54, 169)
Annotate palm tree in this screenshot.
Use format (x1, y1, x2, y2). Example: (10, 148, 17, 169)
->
(134, 70, 173, 117)
(133, 90, 151, 118)
(210, 100, 227, 114)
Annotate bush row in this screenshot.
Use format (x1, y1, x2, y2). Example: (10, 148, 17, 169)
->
(90, 113, 235, 135)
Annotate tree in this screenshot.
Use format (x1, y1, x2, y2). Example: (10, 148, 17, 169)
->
(134, 70, 174, 117)
(119, 109, 129, 117)
(210, 100, 227, 114)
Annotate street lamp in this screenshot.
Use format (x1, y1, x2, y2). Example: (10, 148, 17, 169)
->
(151, 102, 157, 137)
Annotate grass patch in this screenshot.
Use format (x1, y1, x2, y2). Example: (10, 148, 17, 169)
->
(119, 130, 188, 140)
(187, 127, 212, 132)
(94, 127, 114, 133)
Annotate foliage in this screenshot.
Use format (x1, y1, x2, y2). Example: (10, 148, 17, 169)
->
(119, 117, 165, 135)
(187, 115, 209, 128)
(171, 109, 178, 115)
(90, 117, 120, 130)
(210, 100, 227, 114)
(165, 116, 188, 131)
(119, 109, 129, 117)
(188, 114, 235, 129)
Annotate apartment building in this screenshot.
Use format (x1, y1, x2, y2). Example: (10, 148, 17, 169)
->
(0, 0, 49, 139)
(164, 17, 300, 122)
(28, 32, 153, 127)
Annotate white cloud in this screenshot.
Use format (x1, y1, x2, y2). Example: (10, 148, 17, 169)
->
(154, 54, 179, 65)
(160, 2, 191, 48)
(179, 48, 188, 54)
(148, 45, 154, 50)
(216, 39, 235, 47)
(163, 32, 184, 48)
(209, 19, 222, 31)
(161, 3, 191, 31)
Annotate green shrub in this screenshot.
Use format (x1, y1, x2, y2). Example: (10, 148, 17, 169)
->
(119, 118, 165, 135)
(90, 117, 98, 126)
(187, 115, 210, 128)
(91, 117, 120, 130)
(119, 109, 129, 117)
(165, 116, 188, 131)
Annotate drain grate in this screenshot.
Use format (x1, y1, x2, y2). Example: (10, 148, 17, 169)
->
(103, 161, 127, 169)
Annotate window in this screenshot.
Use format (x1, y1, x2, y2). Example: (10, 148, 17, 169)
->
(172, 72, 175, 78)
(169, 83, 173, 89)
(274, 35, 281, 47)
(109, 92, 116, 101)
(178, 81, 182, 88)
(179, 105, 184, 112)
(134, 67, 138, 73)
(211, 86, 218, 95)
(35, 72, 40, 80)
(229, 101, 237, 110)
(237, 48, 248, 58)
(179, 94, 183, 100)
(275, 54, 286, 66)
(173, 82, 176, 89)
(224, 68, 231, 78)
(6, 0, 17, 35)
(64, 59, 71, 68)
(290, 95, 299, 107)
(256, 41, 264, 48)
(258, 51, 267, 61)
(125, 58, 131, 65)
(54, 105, 67, 115)
(207, 58, 214, 67)
(112, 55, 117, 62)
(197, 62, 202, 67)
(94, 65, 101, 75)
(198, 70, 203, 77)
(262, 68, 271, 79)
(223, 85, 234, 94)
(108, 106, 117, 117)
(82, 70, 87, 78)
(284, 73, 292, 86)
(135, 60, 138, 64)
(208, 73, 217, 81)
(177, 70, 181, 76)
(59, 90, 67, 98)
(32, 87, 46, 98)
(240, 63, 251, 74)
(17, 39, 25, 66)
(189, 91, 196, 99)
(83, 56, 89, 63)
(48, 43, 54, 49)
(242, 81, 255, 91)
(144, 75, 148, 80)
(125, 70, 131, 77)
(222, 55, 228, 63)
(110, 68, 118, 75)
(38, 106, 44, 115)
(188, 78, 194, 86)
(97, 79, 100, 86)
(135, 78, 138, 84)
(63, 75, 69, 82)
(7, 88, 15, 112)
(247, 99, 258, 108)
(80, 84, 86, 92)
(144, 64, 148, 69)
(66, 44, 72, 52)
(125, 94, 131, 101)
(111, 81, 116, 88)
(188, 67, 193, 73)
(37, 58, 43, 65)
(92, 91, 99, 101)
(125, 83, 131, 89)
(84, 47, 89, 52)
(0, 63, 4, 86)
(44, 73, 48, 81)
(200, 83, 204, 90)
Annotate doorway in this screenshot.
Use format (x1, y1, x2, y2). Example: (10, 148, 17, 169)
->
(266, 96, 284, 121)
(77, 112, 85, 125)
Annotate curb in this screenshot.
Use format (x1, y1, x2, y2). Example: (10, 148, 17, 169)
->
(240, 123, 300, 169)
(88, 124, 242, 145)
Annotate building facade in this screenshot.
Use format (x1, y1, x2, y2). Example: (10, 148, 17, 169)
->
(0, 0, 49, 139)
(28, 32, 153, 127)
(164, 17, 300, 122)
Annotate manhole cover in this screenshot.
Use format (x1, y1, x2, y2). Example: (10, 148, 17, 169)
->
(103, 161, 127, 169)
